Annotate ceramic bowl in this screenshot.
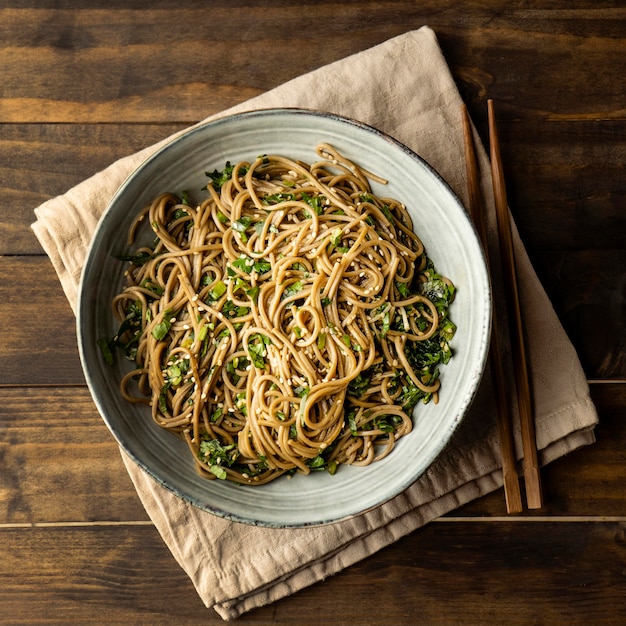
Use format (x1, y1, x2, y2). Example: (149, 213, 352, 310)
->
(77, 108, 491, 527)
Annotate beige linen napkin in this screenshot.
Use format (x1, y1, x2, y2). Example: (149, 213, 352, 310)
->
(32, 27, 598, 620)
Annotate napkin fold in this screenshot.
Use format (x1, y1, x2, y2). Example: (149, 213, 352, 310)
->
(32, 26, 598, 620)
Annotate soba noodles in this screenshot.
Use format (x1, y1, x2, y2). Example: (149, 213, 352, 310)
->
(103, 143, 456, 485)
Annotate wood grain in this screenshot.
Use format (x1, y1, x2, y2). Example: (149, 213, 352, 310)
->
(1, 2, 625, 623)
(0, 124, 188, 255)
(1, 4, 624, 123)
(1, 521, 625, 624)
(0, 387, 147, 524)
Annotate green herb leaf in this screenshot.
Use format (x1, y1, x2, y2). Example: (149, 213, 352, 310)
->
(205, 162, 234, 192)
(395, 281, 411, 298)
(381, 205, 395, 224)
(233, 216, 252, 232)
(152, 311, 172, 340)
(97, 338, 114, 366)
(209, 465, 228, 480)
(301, 193, 325, 215)
(283, 280, 303, 299)
(117, 250, 154, 266)
(199, 438, 238, 468)
(248, 333, 270, 369)
(263, 192, 295, 205)
(316, 332, 326, 350)
(158, 383, 171, 416)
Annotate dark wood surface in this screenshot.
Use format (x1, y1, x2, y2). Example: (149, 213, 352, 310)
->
(1, 2, 625, 624)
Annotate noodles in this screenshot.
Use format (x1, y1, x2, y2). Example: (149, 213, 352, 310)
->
(105, 143, 456, 485)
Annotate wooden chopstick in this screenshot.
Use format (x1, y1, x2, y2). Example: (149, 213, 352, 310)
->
(461, 105, 523, 514)
(487, 99, 543, 509)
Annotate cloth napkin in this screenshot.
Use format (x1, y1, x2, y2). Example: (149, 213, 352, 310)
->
(32, 26, 599, 620)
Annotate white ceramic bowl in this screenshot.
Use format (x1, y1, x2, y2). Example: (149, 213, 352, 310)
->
(77, 108, 491, 527)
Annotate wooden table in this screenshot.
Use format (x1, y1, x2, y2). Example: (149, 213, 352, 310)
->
(2, 3, 624, 624)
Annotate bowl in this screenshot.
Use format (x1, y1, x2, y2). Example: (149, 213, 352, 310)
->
(77, 108, 491, 527)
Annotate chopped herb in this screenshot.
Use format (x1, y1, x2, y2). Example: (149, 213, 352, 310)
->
(230, 255, 271, 275)
(307, 455, 326, 470)
(205, 162, 233, 192)
(151, 311, 172, 340)
(221, 300, 250, 319)
(209, 465, 228, 480)
(395, 281, 411, 298)
(381, 205, 395, 224)
(347, 410, 358, 435)
(210, 406, 223, 423)
(199, 438, 239, 472)
(263, 192, 295, 205)
(232, 216, 253, 242)
(163, 358, 189, 387)
(97, 337, 114, 365)
(316, 332, 326, 350)
(158, 383, 170, 416)
(117, 250, 154, 266)
(283, 280, 303, 299)
(248, 333, 271, 369)
(140, 279, 164, 296)
(246, 285, 260, 303)
(348, 372, 370, 399)
(327, 228, 343, 253)
(301, 193, 325, 215)
(420, 271, 456, 314)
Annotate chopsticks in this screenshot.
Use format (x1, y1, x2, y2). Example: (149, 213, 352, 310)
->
(487, 100, 542, 509)
(461, 101, 542, 512)
(461, 105, 523, 514)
